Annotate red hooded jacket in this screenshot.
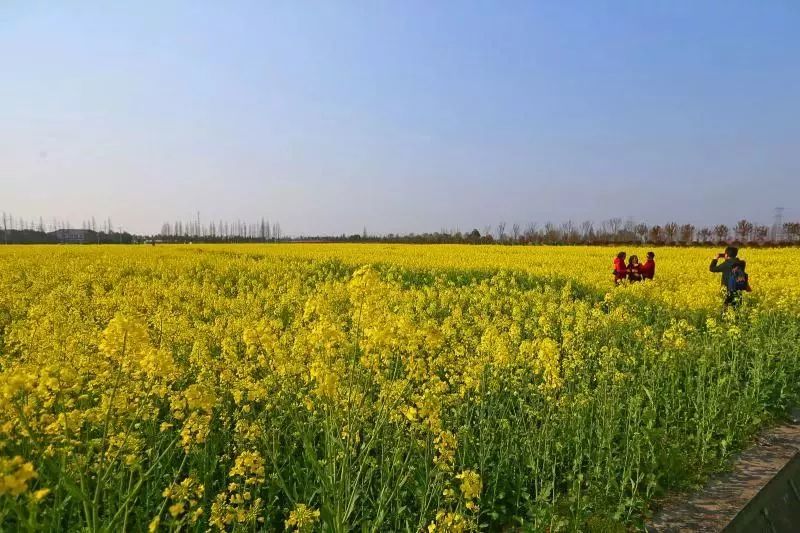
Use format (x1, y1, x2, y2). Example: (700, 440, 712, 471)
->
(613, 257, 627, 282)
(640, 259, 655, 280)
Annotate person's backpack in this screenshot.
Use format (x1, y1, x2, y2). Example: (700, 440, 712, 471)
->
(728, 266, 750, 293)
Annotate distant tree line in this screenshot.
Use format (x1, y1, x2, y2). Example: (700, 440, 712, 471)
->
(1, 212, 134, 244)
(0, 211, 282, 244)
(296, 218, 800, 246)
(157, 215, 281, 243)
(4, 210, 800, 246)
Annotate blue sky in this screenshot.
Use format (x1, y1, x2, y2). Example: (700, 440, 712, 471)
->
(1, 1, 798, 235)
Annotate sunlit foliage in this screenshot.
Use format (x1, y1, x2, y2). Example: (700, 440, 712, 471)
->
(1, 244, 798, 531)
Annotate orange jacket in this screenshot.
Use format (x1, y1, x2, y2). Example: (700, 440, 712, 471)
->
(613, 257, 627, 281)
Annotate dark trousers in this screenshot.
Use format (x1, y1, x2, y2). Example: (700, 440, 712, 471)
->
(724, 290, 742, 308)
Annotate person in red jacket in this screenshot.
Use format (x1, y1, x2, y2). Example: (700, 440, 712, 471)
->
(640, 251, 656, 280)
(613, 251, 627, 284)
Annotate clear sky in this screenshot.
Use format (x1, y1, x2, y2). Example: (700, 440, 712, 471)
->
(2, 1, 798, 235)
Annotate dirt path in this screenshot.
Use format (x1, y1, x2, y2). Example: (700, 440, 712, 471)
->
(647, 411, 800, 532)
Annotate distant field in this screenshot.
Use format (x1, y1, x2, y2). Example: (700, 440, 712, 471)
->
(1, 244, 799, 531)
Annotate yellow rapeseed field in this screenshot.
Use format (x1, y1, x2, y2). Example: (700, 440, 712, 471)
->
(1, 244, 799, 531)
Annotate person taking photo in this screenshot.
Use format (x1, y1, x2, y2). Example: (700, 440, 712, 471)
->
(710, 246, 749, 307)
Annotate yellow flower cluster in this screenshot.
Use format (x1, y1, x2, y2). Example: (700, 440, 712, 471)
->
(162, 474, 205, 526)
(0, 243, 798, 530)
(208, 451, 266, 528)
(285, 503, 320, 532)
(427, 510, 468, 532)
(0, 457, 37, 497)
(456, 469, 482, 505)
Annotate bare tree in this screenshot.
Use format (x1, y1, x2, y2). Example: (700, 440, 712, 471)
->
(697, 227, 712, 243)
(511, 223, 521, 243)
(561, 220, 579, 243)
(606, 218, 622, 242)
(621, 218, 637, 242)
(664, 222, 679, 243)
(784, 222, 800, 242)
(496, 221, 506, 242)
(2, 212, 8, 245)
(679, 224, 695, 243)
(649, 225, 664, 244)
(754, 225, 769, 242)
(543, 222, 558, 243)
(524, 222, 538, 243)
(580, 221, 594, 242)
(634, 223, 648, 243)
(713, 224, 729, 242)
(734, 219, 754, 241)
